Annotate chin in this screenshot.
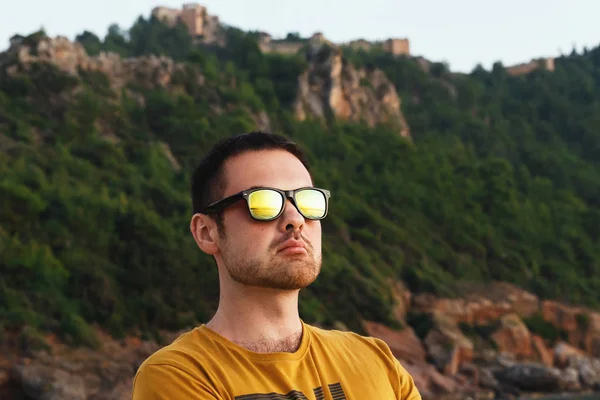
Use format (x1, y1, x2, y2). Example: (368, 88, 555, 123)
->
(278, 271, 320, 290)
(229, 259, 321, 290)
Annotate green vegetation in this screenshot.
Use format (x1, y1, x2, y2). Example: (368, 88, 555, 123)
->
(576, 312, 591, 332)
(459, 321, 501, 340)
(2, 16, 600, 346)
(406, 312, 434, 340)
(523, 313, 569, 342)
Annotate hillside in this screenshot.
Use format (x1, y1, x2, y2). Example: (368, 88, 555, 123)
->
(1, 14, 600, 399)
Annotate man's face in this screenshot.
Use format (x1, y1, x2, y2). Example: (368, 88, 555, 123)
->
(213, 149, 323, 290)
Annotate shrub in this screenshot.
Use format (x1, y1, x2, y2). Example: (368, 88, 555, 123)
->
(523, 313, 568, 342)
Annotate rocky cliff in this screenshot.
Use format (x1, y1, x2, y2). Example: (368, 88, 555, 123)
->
(0, 329, 183, 400)
(0, 33, 272, 144)
(293, 40, 411, 139)
(1, 35, 201, 92)
(2, 282, 600, 399)
(1, 34, 410, 139)
(363, 281, 600, 398)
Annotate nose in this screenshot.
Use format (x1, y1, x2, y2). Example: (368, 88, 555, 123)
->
(278, 198, 305, 232)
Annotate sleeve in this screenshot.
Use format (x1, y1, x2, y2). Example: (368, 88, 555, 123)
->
(369, 337, 422, 400)
(132, 364, 223, 400)
(392, 357, 422, 400)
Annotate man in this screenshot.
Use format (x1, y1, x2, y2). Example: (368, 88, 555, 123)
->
(132, 131, 421, 399)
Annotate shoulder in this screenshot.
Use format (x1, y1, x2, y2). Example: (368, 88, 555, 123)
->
(132, 327, 223, 399)
(134, 326, 219, 381)
(306, 324, 421, 398)
(306, 323, 397, 361)
(307, 323, 391, 348)
(138, 329, 199, 368)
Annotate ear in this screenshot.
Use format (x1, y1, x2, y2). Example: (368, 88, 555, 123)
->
(190, 213, 220, 255)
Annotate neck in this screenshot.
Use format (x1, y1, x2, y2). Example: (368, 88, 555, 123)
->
(205, 281, 304, 353)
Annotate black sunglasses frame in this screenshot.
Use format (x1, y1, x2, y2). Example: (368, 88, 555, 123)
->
(202, 186, 331, 221)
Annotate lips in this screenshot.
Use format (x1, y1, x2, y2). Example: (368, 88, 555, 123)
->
(277, 239, 307, 254)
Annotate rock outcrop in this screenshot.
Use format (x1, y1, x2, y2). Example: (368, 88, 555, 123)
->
(363, 322, 481, 397)
(424, 313, 474, 376)
(566, 354, 600, 388)
(293, 40, 410, 138)
(3, 282, 600, 400)
(0, 330, 184, 400)
(2, 34, 411, 140)
(412, 281, 540, 325)
(497, 362, 581, 392)
(0, 34, 275, 142)
(363, 321, 427, 364)
(400, 281, 600, 398)
(1, 35, 201, 93)
(531, 334, 554, 367)
(542, 300, 600, 357)
(490, 314, 533, 359)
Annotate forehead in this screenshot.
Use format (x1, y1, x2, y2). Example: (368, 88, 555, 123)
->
(221, 149, 313, 195)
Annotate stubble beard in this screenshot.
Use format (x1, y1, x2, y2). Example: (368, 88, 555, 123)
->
(221, 235, 322, 290)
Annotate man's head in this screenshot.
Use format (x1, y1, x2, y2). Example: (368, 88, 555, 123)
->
(190, 131, 326, 291)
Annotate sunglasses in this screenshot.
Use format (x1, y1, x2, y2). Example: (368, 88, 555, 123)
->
(202, 187, 331, 221)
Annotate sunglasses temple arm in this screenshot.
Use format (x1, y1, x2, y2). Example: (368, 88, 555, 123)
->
(203, 193, 244, 214)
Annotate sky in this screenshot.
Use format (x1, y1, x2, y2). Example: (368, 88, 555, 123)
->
(1, 0, 598, 73)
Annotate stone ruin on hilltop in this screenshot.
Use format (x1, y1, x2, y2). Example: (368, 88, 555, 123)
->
(151, 3, 223, 45)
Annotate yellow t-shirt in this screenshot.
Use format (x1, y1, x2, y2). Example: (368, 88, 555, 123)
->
(132, 320, 422, 399)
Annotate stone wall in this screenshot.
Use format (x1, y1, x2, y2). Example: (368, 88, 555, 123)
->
(259, 41, 304, 55)
(261, 33, 410, 57)
(347, 39, 372, 52)
(506, 57, 555, 76)
(346, 38, 409, 56)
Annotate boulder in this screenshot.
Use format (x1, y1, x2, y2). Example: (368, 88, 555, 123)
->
(496, 352, 517, 368)
(478, 367, 500, 391)
(491, 314, 533, 359)
(531, 335, 554, 367)
(424, 313, 473, 375)
(14, 364, 86, 400)
(403, 362, 460, 396)
(363, 321, 427, 364)
(499, 362, 562, 392)
(554, 341, 587, 368)
(567, 356, 600, 388)
(558, 367, 581, 391)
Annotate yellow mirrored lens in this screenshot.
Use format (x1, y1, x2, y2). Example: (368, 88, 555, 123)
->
(248, 190, 283, 219)
(296, 189, 326, 218)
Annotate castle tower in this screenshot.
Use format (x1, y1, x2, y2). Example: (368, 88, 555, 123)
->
(180, 3, 206, 36)
(383, 39, 410, 56)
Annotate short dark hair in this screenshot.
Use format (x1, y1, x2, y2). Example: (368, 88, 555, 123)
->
(191, 131, 311, 215)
